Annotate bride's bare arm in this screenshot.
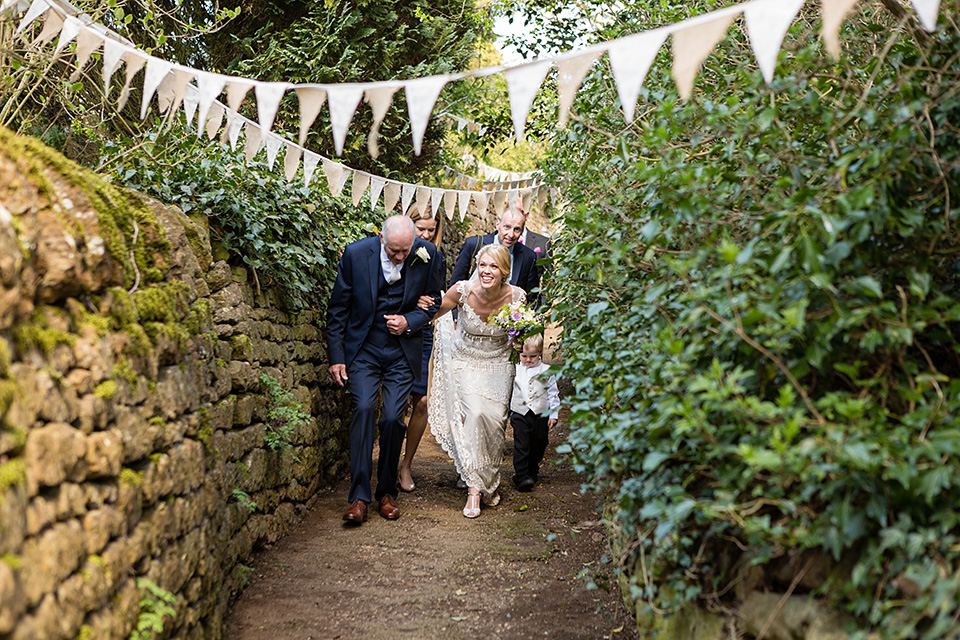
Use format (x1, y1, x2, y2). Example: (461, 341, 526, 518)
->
(433, 286, 463, 319)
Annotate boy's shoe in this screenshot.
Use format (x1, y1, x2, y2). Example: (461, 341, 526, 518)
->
(515, 477, 535, 492)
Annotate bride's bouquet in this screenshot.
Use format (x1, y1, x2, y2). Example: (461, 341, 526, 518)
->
(488, 300, 544, 348)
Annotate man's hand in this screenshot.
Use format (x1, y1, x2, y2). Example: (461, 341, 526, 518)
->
(384, 314, 409, 335)
(547, 418, 558, 429)
(329, 364, 348, 388)
(417, 294, 434, 310)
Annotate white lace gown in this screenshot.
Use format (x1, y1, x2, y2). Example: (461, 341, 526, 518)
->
(428, 281, 523, 500)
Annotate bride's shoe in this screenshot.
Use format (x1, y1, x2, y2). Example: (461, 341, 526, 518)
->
(463, 490, 481, 518)
(398, 465, 415, 492)
(482, 491, 500, 507)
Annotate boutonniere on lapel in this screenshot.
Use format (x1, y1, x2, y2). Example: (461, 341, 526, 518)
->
(412, 246, 431, 265)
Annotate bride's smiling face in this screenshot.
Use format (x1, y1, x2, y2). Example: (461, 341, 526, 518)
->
(477, 256, 504, 289)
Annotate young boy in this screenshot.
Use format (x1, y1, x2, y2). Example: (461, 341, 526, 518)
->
(510, 333, 560, 492)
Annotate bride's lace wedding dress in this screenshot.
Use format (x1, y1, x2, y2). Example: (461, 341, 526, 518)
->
(428, 280, 524, 500)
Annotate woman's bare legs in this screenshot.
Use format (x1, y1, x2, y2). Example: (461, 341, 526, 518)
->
(399, 392, 427, 491)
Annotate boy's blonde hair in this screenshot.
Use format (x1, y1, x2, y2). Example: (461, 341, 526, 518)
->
(521, 333, 544, 354)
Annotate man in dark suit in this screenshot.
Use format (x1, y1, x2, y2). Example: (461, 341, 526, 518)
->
(449, 207, 540, 303)
(326, 215, 442, 525)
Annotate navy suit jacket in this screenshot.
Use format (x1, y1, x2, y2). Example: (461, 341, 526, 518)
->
(449, 233, 541, 304)
(326, 236, 442, 381)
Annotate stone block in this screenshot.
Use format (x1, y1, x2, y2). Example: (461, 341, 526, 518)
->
(75, 394, 109, 434)
(0, 557, 24, 633)
(85, 429, 123, 478)
(25, 422, 86, 488)
(228, 360, 257, 392)
(233, 393, 257, 426)
(0, 482, 27, 554)
(209, 398, 234, 431)
(116, 406, 159, 463)
(739, 591, 852, 640)
(19, 519, 86, 606)
(83, 505, 123, 555)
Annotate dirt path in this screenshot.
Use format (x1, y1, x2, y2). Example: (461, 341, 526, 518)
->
(225, 422, 639, 640)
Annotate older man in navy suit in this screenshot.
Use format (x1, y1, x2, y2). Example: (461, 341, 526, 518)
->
(326, 215, 442, 524)
(449, 207, 540, 304)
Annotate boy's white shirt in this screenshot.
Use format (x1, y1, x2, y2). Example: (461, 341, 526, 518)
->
(511, 360, 560, 420)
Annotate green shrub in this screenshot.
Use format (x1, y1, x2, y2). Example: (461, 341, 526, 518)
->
(548, 4, 960, 637)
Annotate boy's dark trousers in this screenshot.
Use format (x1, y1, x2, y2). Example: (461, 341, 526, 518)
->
(511, 409, 549, 485)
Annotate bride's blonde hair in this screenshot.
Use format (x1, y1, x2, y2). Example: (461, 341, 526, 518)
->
(477, 244, 511, 284)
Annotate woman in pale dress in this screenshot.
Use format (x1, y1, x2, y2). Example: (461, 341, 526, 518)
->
(428, 244, 524, 518)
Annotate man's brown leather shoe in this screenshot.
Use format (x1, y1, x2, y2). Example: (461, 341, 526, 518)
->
(378, 495, 400, 520)
(342, 499, 368, 524)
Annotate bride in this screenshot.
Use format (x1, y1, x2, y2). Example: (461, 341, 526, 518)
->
(428, 244, 524, 518)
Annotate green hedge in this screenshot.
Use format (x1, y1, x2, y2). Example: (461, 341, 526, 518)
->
(549, 6, 960, 637)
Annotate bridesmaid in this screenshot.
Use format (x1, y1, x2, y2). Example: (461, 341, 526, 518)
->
(398, 207, 445, 492)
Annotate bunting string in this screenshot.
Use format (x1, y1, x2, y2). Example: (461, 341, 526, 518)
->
(0, 0, 944, 219)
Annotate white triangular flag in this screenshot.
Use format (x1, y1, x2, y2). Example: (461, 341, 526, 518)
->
(911, 0, 940, 31)
(672, 13, 738, 100)
(400, 183, 416, 215)
(117, 50, 147, 110)
(472, 191, 489, 217)
(327, 85, 364, 156)
(322, 158, 348, 196)
(227, 115, 243, 150)
(33, 8, 62, 46)
(15, 0, 48, 35)
(820, 0, 859, 58)
(607, 30, 668, 121)
(68, 25, 101, 82)
(415, 186, 431, 217)
(140, 57, 172, 119)
(405, 75, 449, 155)
(205, 104, 224, 140)
(244, 122, 262, 164)
(182, 89, 199, 131)
(493, 190, 508, 217)
(303, 150, 320, 187)
(100, 38, 127, 95)
(505, 59, 552, 142)
(165, 67, 194, 119)
(443, 190, 457, 221)
(255, 81, 289, 137)
(53, 15, 80, 56)
(156, 71, 176, 113)
(383, 181, 401, 214)
(431, 188, 444, 219)
(537, 185, 548, 213)
(284, 143, 301, 181)
(507, 189, 519, 213)
(556, 51, 601, 126)
(521, 188, 534, 213)
(457, 190, 472, 221)
(295, 87, 326, 145)
(744, 0, 804, 83)
(369, 176, 386, 211)
(352, 172, 370, 207)
(264, 133, 283, 170)
(364, 84, 399, 158)
(195, 71, 227, 135)
(225, 79, 254, 123)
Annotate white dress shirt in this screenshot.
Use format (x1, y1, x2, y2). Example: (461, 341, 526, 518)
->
(380, 244, 403, 283)
(511, 360, 560, 419)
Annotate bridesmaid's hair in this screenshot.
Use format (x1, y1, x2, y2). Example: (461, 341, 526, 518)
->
(477, 244, 511, 282)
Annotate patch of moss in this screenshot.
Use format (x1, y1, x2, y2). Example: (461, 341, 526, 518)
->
(113, 357, 139, 390)
(149, 416, 165, 429)
(15, 324, 76, 355)
(143, 321, 189, 350)
(76, 624, 94, 640)
(0, 379, 17, 417)
(93, 380, 117, 399)
(122, 323, 152, 357)
(0, 458, 26, 493)
(197, 407, 213, 452)
(119, 468, 143, 489)
(133, 281, 189, 325)
(1, 425, 27, 451)
(104, 287, 139, 327)
(0, 128, 170, 289)
(2, 552, 22, 571)
(66, 299, 111, 337)
(0, 338, 10, 376)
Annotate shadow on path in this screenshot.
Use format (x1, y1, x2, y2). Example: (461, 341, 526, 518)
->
(225, 422, 639, 640)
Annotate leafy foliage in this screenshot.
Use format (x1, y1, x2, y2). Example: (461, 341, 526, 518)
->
(113, 120, 379, 310)
(129, 578, 176, 640)
(258, 371, 310, 452)
(539, 2, 960, 636)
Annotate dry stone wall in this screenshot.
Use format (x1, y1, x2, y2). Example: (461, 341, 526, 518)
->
(0, 128, 348, 639)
